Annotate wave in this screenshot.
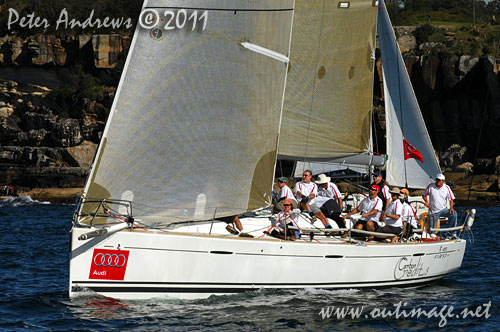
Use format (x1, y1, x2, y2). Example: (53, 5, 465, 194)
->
(0, 195, 51, 207)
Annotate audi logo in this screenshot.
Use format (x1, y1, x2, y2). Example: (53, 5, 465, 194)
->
(93, 253, 127, 268)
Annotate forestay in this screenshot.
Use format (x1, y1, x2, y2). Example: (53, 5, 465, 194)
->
(378, 1, 441, 189)
(79, 0, 295, 226)
(278, 0, 378, 161)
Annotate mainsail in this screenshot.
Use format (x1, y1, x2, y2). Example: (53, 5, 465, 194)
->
(278, 0, 378, 161)
(80, 0, 295, 226)
(378, 0, 441, 189)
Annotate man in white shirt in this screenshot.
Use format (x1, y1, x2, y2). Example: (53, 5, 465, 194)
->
(294, 170, 331, 228)
(376, 187, 404, 243)
(314, 174, 345, 228)
(275, 177, 297, 209)
(400, 188, 418, 238)
(422, 173, 457, 231)
(342, 185, 383, 241)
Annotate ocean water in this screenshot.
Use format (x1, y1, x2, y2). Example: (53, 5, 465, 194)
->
(0, 201, 498, 331)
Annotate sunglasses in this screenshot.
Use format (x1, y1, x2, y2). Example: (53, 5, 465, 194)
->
(369, 188, 377, 191)
(303, 174, 311, 177)
(284, 204, 292, 207)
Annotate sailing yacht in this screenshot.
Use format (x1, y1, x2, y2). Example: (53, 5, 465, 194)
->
(69, 0, 474, 300)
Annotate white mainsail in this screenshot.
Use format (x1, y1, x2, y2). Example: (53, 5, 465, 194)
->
(378, 0, 441, 189)
(278, 0, 378, 161)
(80, 0, 295, 226)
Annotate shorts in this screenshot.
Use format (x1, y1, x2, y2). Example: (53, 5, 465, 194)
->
(355, 219, 380, 229)
(378, 225, 403, 236)
(219, 215, 236, 224)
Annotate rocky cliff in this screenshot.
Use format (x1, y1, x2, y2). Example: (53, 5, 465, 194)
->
(0, 34, 127, 201)
(1, 32, 499, 204)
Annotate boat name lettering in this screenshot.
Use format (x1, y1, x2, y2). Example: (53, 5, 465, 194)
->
(394, 257, 429, 280)
(439, 245, 448, 252)
(139, 9, 208, 31)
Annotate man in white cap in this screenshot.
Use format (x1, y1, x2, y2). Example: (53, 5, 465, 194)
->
(422, 173, 457, 232)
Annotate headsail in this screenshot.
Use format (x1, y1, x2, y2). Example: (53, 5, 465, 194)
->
(278, 0, 378, 161)
(79, 0, 295, 226)
(378, 0, 441, 189)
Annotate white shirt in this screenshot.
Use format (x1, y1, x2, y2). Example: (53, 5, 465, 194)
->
(384, 199, 403, 227)
(278, 185, 297, 203)
(317, 182, 341, 200)
(294, 181, 318, 203)
(315, 182, 342, 207)
(424, 183, 455, 213)
(275, 209, 301, 229)
(402, 201, 418, 228)
(357, 196, 383, 223)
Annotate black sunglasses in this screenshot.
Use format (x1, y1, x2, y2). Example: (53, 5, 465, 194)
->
(284, 204, 292, 207)
(303, 174, 310, 177)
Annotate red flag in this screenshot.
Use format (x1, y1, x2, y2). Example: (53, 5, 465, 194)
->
(403, 139, 424, 163)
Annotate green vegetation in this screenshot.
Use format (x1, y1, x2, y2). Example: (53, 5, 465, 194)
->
(48, 64, 112, 118)
(386, 0, 500, 56)
(387, 0, 499, 26)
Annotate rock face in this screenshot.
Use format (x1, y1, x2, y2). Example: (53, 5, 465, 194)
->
(91, 35, 123, 69)
(0, 75, 106, 190)
(0, 34, 129, 69)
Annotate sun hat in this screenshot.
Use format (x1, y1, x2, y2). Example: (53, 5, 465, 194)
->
(277, 177, 288, 183)
(389, 187, 400, 195)
(370, 185, 380, 192)
(315, 173, 331, 184)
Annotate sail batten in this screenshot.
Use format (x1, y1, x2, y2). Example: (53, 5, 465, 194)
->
(79, 0, 295, 226)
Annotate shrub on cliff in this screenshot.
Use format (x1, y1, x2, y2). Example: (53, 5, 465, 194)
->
(48, 64, 107, 117)
(414, 24, 436, 45)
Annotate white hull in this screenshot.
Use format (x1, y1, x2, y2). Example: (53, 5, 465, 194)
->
(69, 225, 466, 300)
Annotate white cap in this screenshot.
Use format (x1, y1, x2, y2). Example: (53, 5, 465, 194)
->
(436, 173, 445, 181)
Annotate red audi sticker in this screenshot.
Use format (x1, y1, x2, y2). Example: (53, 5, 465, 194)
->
(89, 249, 129, 280)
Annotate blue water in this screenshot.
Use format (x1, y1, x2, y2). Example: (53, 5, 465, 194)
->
(0, 200, 498, 331)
